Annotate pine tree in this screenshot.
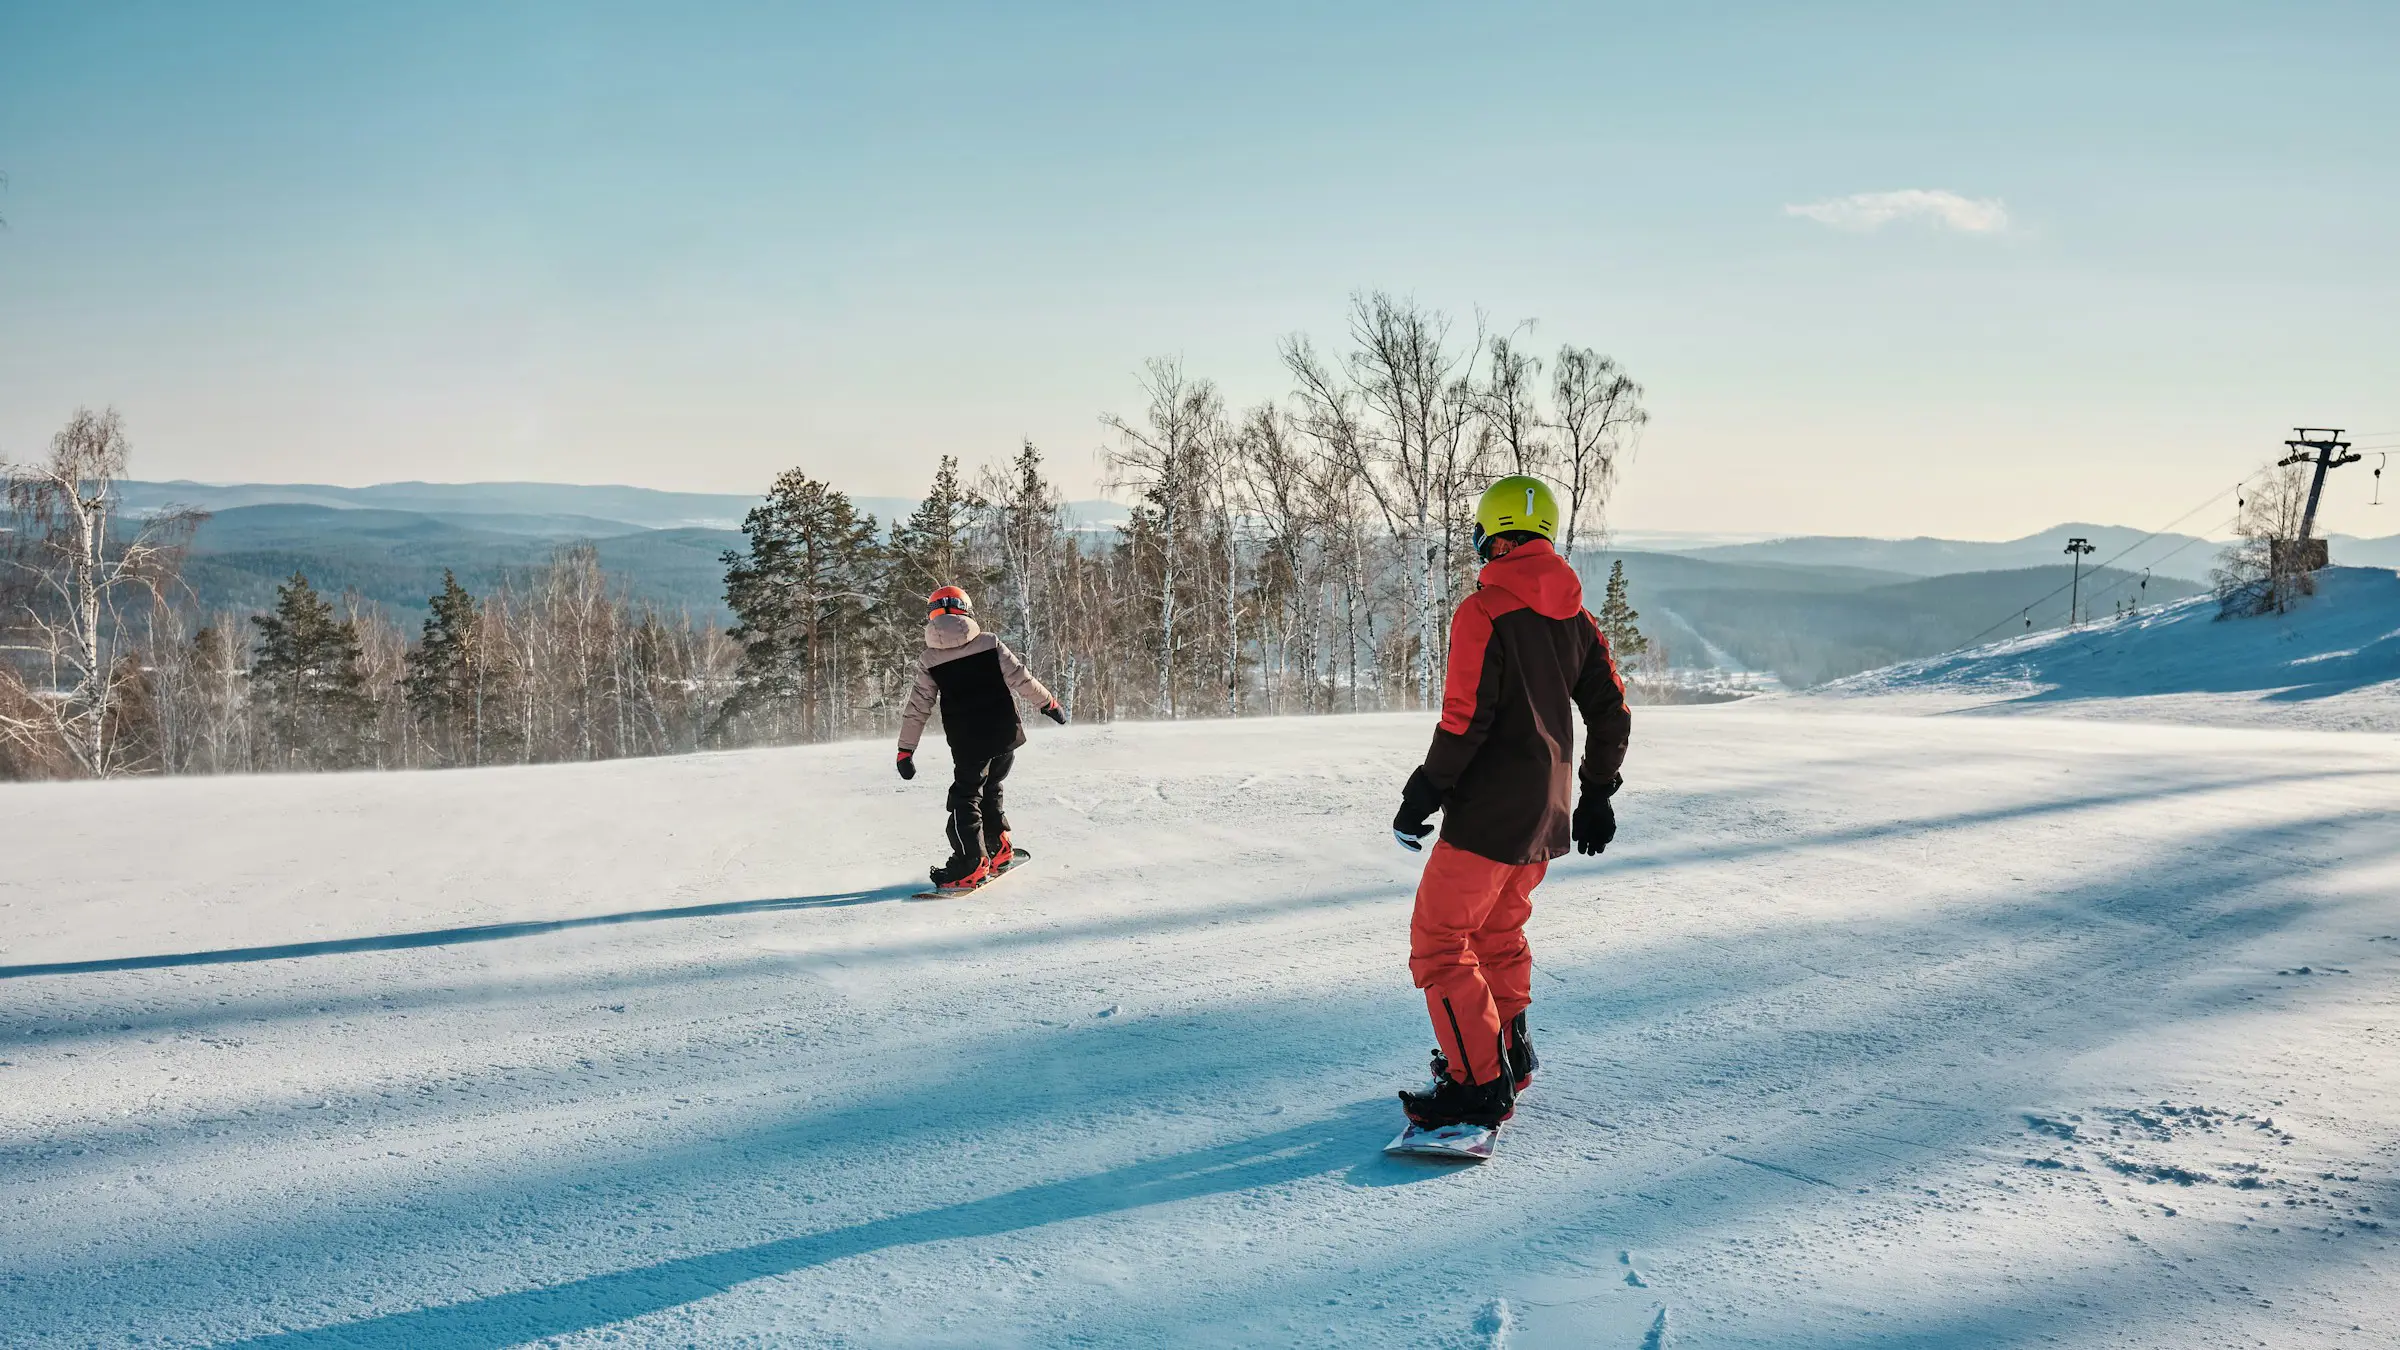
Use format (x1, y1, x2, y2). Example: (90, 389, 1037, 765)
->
(1596, 559, 1649, 666)
(250, 572, 374, 770)
(402, 569, 508, 766)
(887, 455, 978, 595)
(877, 456, 984, 705)
(717, 469, 882, 742)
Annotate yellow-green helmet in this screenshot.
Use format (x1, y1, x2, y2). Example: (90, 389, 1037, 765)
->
(1473, 475, 1560, 558)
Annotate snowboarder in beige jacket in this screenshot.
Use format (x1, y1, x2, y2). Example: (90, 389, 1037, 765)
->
(897, 584, 1066, 889)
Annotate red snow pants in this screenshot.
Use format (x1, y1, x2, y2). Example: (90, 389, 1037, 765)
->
(1409, 839, 1546, 1086)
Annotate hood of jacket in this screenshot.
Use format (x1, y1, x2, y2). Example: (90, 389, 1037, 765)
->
(1477, 537, 1584, 619)
(925, 612, 983, 650)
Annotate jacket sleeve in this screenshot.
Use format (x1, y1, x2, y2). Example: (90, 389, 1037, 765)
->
(1420, 594, 1500, 792)
(994, 640, 1057, 710)
(1573, 613, 1632, 790)
(898, 663, 939, 753)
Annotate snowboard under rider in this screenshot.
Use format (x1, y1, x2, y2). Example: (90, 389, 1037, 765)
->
(896, 584, 1067, 891)
(1391, 475, 1631, 1131)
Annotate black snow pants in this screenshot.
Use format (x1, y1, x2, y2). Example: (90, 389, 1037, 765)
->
(945, 750, 1014, 860)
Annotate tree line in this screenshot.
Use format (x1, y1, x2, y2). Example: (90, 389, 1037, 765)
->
(1, 291, 1652, 780)
(709, 291, 1652, 741)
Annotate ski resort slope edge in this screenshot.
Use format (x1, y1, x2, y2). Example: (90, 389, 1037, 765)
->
(1808, 564, 2400, 733)
(2, 709, 2396, 1348)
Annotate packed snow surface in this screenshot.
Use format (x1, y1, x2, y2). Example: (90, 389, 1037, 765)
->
(4, 708, 2397, 1347)
(1814, 565, 2400, 732)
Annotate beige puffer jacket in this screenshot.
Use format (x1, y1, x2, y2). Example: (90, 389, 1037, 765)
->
(898, 614, 1057, 757)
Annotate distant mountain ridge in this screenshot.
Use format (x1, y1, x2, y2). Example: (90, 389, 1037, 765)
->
(140, 482, 2400, 581)
(1665, 521, 2400, 584)
(119, 480, 1132, 534)
(120, 480, 763, 532)
(1669, 524, 2221, 583)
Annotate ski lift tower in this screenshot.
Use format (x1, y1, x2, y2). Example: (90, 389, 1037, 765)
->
(2277, 428, 2357, 572)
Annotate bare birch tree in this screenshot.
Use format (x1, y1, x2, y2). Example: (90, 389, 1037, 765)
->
(1549, 345, 1646, 559)
(1233, 405, 1309, 712)
(975, 441, 1068, 690)
(1284, 292, 1484, 702)
(2214, 461, 2315, 616)
(1479, 331, 1554, 478)
(1103, 357, 1223, 718)
(0, 408, 201, 776)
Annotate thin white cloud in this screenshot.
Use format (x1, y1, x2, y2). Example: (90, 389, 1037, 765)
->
(1784, 189, 2009, 234)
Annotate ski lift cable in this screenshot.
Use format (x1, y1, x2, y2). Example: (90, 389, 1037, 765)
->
(2015, 513, 2232, 635)
(1954, 477, 2256, 649)
(2070, 513, 2240, 614)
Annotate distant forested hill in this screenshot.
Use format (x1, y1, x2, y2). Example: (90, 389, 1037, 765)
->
(180, 505, 741, 623)
(1582, 552, 2206, 687)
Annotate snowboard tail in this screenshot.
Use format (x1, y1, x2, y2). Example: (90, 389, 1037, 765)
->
(912, 848, 1031, 899)
(1385, 1120, 1499, 1161)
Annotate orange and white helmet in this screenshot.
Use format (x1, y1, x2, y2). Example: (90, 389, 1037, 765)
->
(927, 585, 973, 618)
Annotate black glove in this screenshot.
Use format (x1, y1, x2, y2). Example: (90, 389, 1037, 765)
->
(1392, 766, 1444, 852)
(1041, 702, 1068, 725)
(1572, 773, 1620, 855)
(896, 749, 916, 781)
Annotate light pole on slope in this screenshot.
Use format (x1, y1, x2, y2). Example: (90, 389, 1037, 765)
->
(2065, 537, 2096, 627)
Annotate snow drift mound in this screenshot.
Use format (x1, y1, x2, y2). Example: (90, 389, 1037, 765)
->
(1809, 564, 2400, 730)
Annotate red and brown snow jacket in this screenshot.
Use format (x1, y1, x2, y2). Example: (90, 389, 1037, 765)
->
(1420, 538, 1631, 865)
(899, 614, 1057, 763)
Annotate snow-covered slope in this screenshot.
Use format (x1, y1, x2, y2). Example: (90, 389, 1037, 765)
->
(1812, 565, 2400, 732)
(4, 711, 2397, 1347)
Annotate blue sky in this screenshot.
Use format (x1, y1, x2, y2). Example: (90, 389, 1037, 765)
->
(2, 2, 2394, 537)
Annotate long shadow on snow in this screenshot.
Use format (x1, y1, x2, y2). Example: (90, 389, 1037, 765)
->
(211, 1099, 1412, 1350)
(0, 884, 924, 981)
(1600, 763, 2397, 881)
(0, 862, 1424, 1054)
(3, 970, 1489, 1326)
(91, 811, 2382, 1347)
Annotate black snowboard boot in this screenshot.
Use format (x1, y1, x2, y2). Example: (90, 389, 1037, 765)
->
(1506, 1012, 1538, 1092)
(928, 848, 990, 889)
(1398, 1047, 1516, 1128)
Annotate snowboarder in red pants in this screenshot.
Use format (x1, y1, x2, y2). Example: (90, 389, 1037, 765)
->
(1391, 476, 1631, 1130)
(897, 585, 1067, 891)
